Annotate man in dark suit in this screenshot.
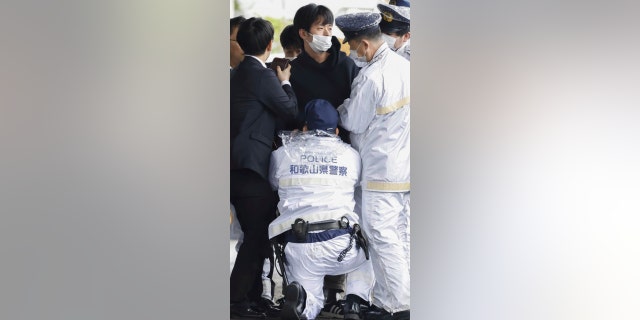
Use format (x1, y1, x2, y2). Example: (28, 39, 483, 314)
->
(230, 17, 298, 319)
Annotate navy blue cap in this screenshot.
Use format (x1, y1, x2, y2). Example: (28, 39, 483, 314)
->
(305, 99, 339, 132)
(388, 0, 410, 7)
(335, 12, 382, 44)
(378, 3, 410, 25)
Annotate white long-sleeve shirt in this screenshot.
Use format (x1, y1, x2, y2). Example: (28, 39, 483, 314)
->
(268, 132, 361, 239)
(338, 43, 410, 193)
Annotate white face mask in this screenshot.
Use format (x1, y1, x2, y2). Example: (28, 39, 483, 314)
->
(349, 41, 368, 65)
(349, 49, 368, 65)
(382, 33, 399, 50)
(307, 33, 332, 53)
(349, 50, 368, 67)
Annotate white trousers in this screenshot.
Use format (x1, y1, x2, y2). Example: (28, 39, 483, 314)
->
(361, 191, 410, 313)
(284, 233, 374, 319)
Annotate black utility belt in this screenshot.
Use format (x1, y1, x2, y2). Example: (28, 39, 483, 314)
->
(285, 217, 350, 243)
(279, 216, 370, 261)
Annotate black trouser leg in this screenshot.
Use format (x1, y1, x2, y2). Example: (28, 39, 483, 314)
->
(247, 263, 265, 301)
(230, 169, 277, 303)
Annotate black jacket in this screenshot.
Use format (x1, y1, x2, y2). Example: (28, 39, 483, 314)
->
(287, 36, 360, 143)
(231, 57, 298, 180)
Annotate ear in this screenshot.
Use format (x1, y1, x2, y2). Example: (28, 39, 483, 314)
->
(403, 32, 411, 42)
(298, 28, 307, 40)
(362, 39, 370, 51)
(266, 40, 273, 52)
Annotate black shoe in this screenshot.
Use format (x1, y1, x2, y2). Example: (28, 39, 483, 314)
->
(253, 298, 281, 318)
(344, 294, 364, 320)
(364, 305, 410, 320)
(391, 310, 410, 320)
(363, 304, 391, 320)
(230, 301, 266, 319)
(319, 299, 344, 318)
(280, 281, 307, 320)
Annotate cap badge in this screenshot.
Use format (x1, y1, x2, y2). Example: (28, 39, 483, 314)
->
(382, 11, 394, 22)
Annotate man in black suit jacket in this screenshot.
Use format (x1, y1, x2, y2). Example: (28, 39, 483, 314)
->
(230, 17, 298, 319)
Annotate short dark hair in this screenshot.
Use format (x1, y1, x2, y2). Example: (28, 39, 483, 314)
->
(380, 21, 410, 37)
(351, 26, 382, 43)
(280, 24, 302, 50)
(236, 17, 274, 56)
(230, 16, 246, 35)
(293, 3, 334, 32)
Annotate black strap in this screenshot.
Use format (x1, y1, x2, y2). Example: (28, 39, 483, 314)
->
(272, 240, 289, 286)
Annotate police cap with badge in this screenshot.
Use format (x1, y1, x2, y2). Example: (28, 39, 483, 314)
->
(335, 12, 382, 44)
(377, 2, 411, 35)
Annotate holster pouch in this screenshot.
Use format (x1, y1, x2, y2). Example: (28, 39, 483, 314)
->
(353, 224, 370, 260)
(291, 218, 309, 242)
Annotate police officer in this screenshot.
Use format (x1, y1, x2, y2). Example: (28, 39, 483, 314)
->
(269, 99, 374, 320)
(377, 2, 410, 61)
(335, 12, 410, 320)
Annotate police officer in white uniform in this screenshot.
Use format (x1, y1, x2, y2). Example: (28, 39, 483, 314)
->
(269, 99, 374, 320)
(377, 1, 410, 61)
(335, 12, 410, 320)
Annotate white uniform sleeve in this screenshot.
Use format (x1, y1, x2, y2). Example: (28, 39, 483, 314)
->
(268, 150, 280, 191)
(337, 75, 379, 134)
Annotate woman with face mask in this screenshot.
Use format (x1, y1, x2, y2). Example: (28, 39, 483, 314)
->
(377, 3, 411, 61)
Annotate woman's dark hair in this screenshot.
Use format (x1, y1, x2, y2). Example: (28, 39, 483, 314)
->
(293, 3, 334, 32)
(236, 17, 274, 56)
